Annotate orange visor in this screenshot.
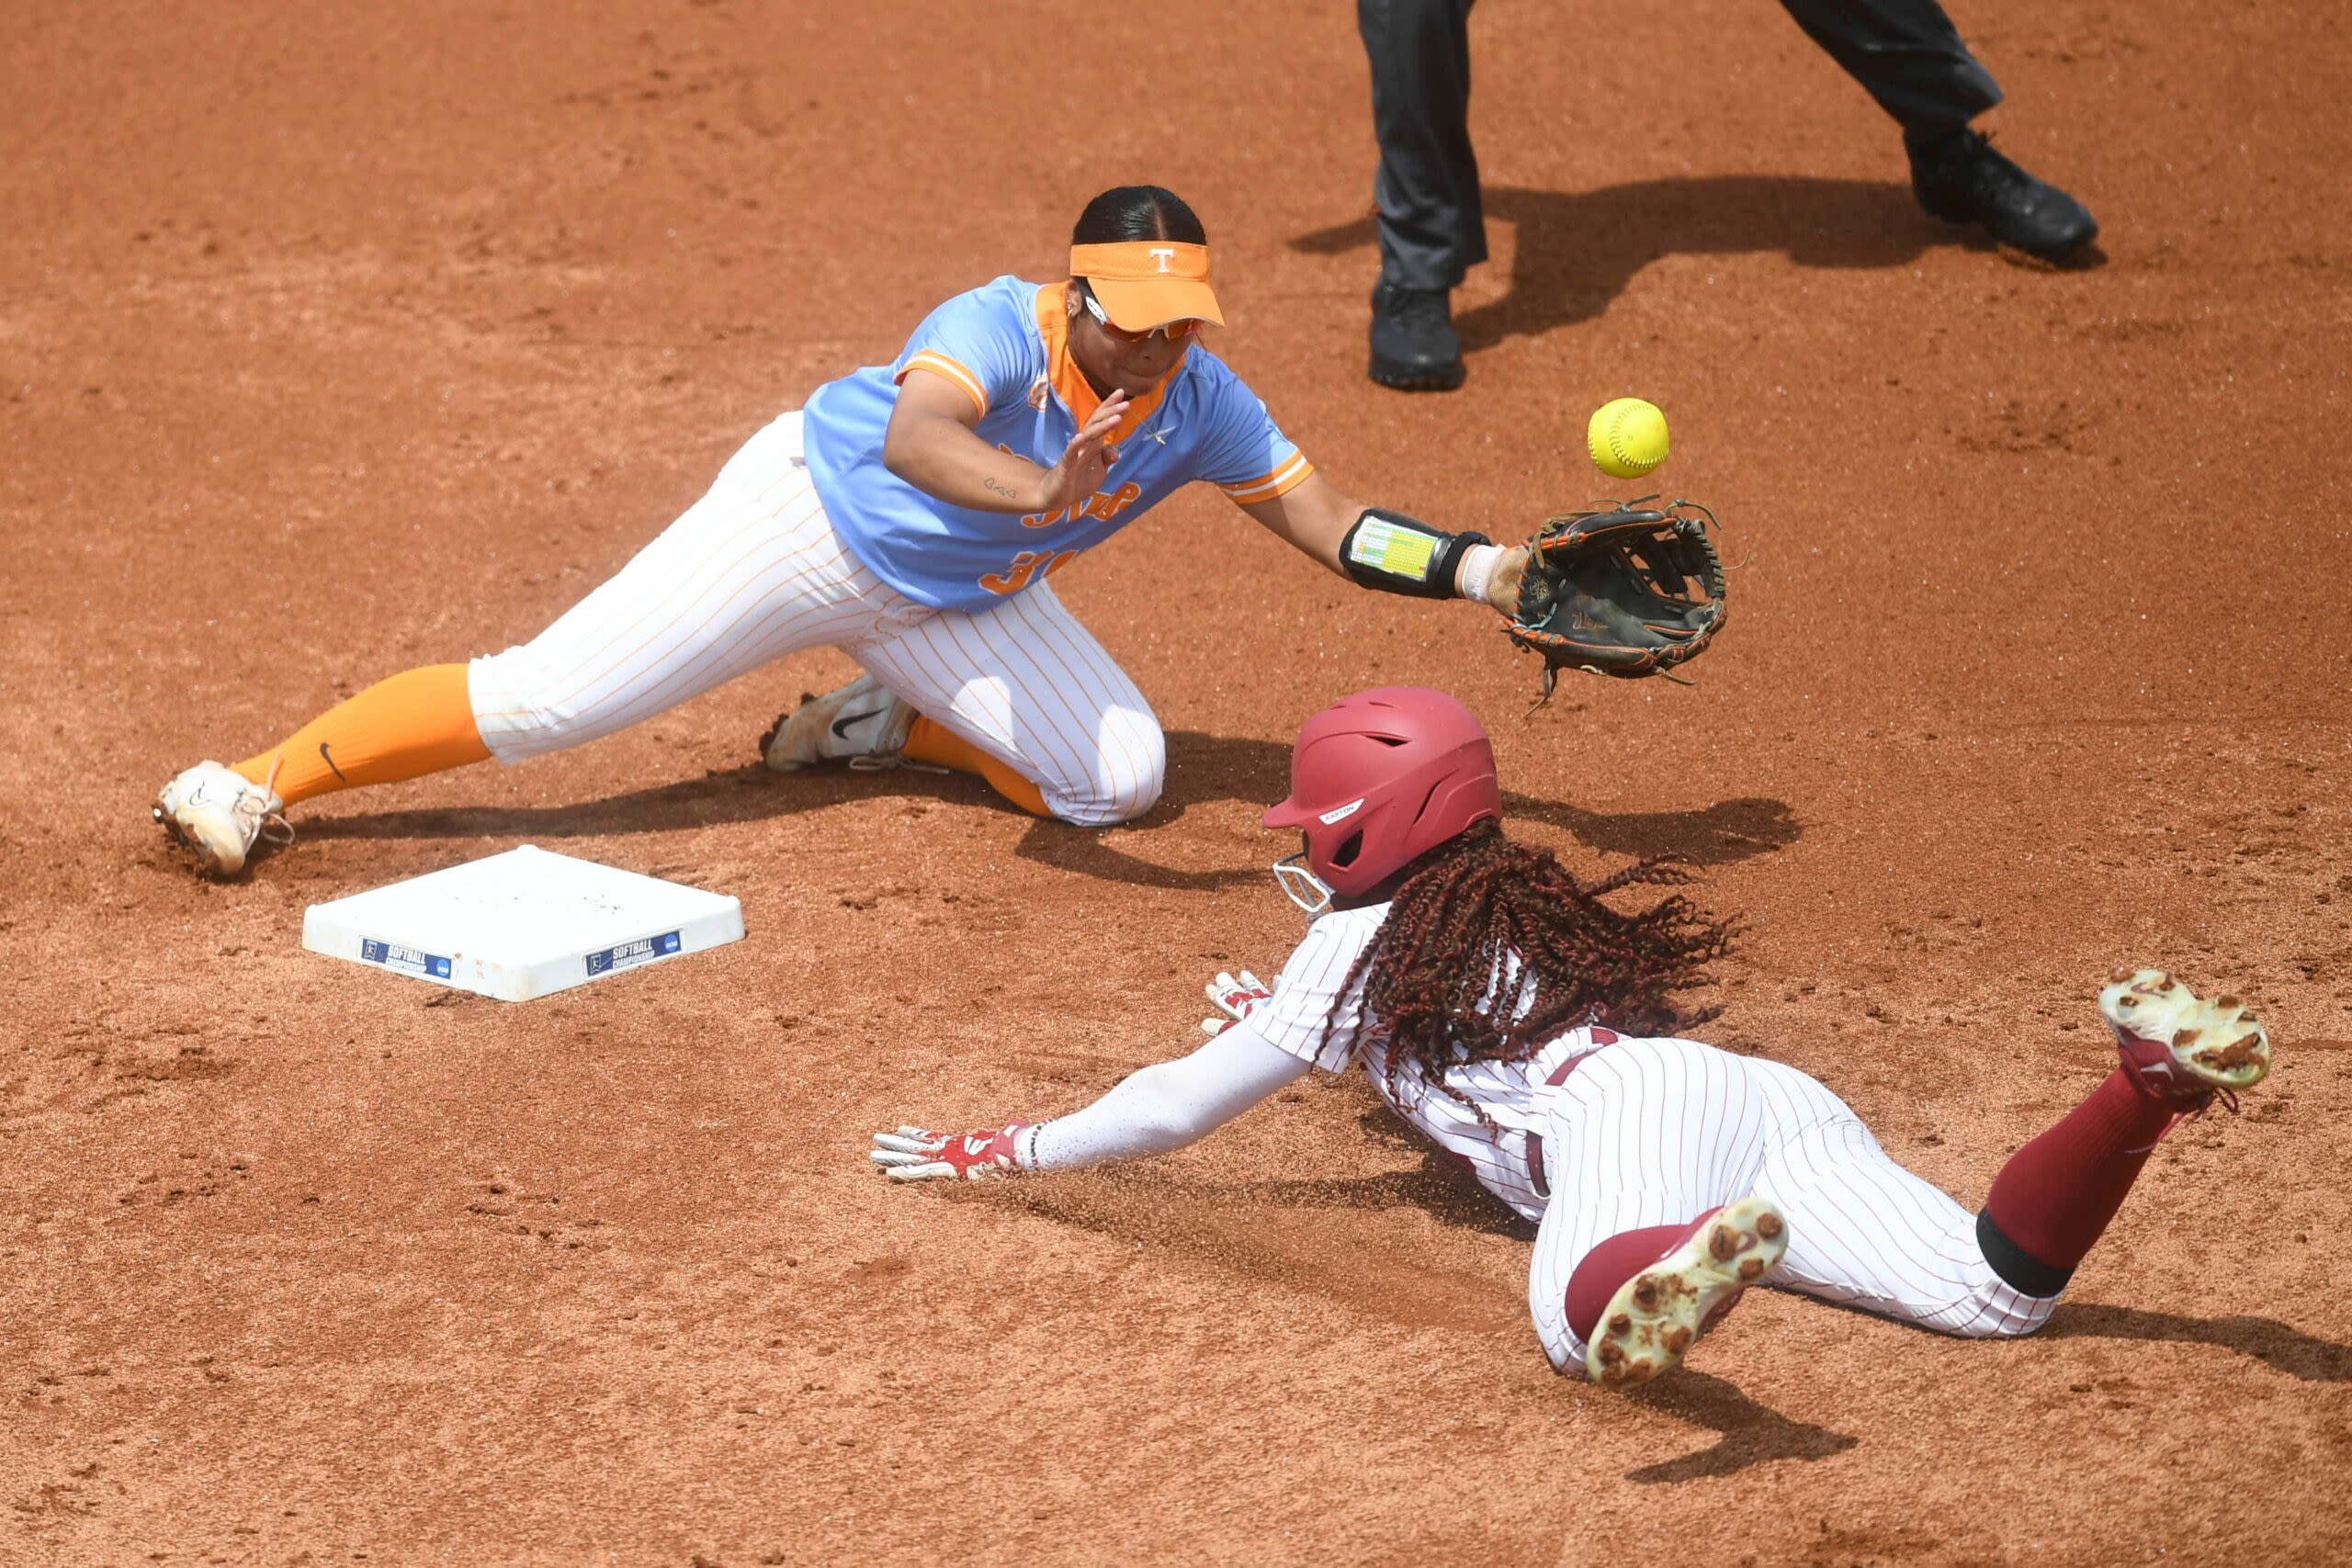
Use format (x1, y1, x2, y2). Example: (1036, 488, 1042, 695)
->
(1069, 241, 1223, 332)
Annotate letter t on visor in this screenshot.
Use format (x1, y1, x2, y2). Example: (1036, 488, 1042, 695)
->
(1069, 242, 1224, 333)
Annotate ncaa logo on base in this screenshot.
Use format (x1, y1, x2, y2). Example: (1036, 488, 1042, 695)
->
(586, 930, 683, 976)
(361, 937, 452, 979)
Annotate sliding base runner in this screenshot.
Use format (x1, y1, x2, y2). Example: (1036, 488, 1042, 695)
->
(871, 687, 2278, 1388)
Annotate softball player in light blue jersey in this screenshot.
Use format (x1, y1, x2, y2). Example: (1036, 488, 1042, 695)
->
(153, 186, 1534, 876)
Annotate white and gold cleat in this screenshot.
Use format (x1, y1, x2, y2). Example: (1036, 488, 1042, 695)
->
(2098, 968, 2271, 1107)
(1586, 1195, 1788, 1388)
(153, 761, 289, 878)
(760, 672, 919, 773)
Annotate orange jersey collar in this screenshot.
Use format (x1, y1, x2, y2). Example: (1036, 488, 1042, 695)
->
(1034, 282, 1180, 446)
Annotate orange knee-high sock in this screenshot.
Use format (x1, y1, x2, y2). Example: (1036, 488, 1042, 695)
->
(901, 716, 1050, 818)
(232, 664, 491, 807)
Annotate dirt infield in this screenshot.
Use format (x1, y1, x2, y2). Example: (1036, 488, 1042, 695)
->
(6, 1, 2350, 1562)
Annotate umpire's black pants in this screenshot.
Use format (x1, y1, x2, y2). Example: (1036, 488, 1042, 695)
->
(1361, 0, 2005, 291)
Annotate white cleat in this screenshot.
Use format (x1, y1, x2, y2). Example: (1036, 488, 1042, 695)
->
(2098, 967, 2271, 1107)
(760, 672, 919, 773)
(153, 761, 290, 878)
(1586, 1195, 1788, 1388)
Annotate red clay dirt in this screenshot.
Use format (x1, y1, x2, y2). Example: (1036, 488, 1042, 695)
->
(5, 2, 2350, 1563)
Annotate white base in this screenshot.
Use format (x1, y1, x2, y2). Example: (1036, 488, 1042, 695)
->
(300, 845, 745, 1002)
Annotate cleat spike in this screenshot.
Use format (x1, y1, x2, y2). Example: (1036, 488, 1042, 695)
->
(1583, 1197, 1788, 1390)
(2100, 967, 2273, 1105)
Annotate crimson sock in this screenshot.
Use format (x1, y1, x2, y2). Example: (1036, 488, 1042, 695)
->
(1977, 1067, 2177, 1295)
(1565, 1213, 1714, 1343)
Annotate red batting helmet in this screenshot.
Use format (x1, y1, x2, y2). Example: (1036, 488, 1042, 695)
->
(1262, 686, 1502, 898)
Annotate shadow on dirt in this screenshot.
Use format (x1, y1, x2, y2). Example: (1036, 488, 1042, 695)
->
(2039, 1303, 2352, 1382)
(995, 1157, 1862, 1481)
(301, 729, 1801, 891)
(1225, 1164, 1532, 1238)
(981, 1166, 1524, 1337)
(1165, 729, 1797, 863)
(1012, 787, 1796, 890)
(1213, 1109, 1543, 1241)
(1291, 175, 2101, 353)
(299, 761, 961, 842)
(1623, 1371, 1860, 1483)
(1019, 730, 1799, 890)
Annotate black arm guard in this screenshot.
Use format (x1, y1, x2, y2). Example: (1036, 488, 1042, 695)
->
(1337, 509, 1489, 600)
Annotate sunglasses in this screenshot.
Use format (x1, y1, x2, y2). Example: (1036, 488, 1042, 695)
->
(1079, 286, 1204, 344)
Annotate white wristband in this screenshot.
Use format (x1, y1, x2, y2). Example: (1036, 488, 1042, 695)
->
(1453, 542, 1505, 606)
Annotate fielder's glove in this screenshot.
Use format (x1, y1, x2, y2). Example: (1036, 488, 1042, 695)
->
(1200, 970, 1274, 1036)
(870, 1123, 1030, 1182)
(1508, 499, 1727, 696)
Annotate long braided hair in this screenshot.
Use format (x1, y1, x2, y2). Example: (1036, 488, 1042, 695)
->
(1317, 821, 1736, 1129)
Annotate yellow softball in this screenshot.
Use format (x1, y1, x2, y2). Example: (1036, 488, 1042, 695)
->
(1588, 397, 1669, 479)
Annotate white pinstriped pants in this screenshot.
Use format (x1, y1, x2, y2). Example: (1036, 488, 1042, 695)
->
(1526, 1038, 2059, 1374)
(466, 413, 1165, 825)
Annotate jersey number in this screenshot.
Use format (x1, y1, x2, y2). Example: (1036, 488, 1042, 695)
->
(980, 549, 1080, 596)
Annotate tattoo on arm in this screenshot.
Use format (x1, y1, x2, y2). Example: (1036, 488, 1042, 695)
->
(982, 476, 1018, 500)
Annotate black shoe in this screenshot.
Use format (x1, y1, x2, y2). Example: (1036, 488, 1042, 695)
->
(1368, 283, 1465, 391)
(1908, 127, 2098, 261)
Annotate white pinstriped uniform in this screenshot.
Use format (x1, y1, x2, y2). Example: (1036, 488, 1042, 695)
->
(1245, 905, 2062, 1372)
(1241, 905, 1587, 1221)
(466, 412, 1165, 825)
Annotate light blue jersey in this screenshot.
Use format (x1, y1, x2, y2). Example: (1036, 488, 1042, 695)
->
(800, 276, 1312, 612)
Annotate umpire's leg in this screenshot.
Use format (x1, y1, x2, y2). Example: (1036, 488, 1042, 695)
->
(1775, 0, 2098, 258)
(1359, 0, 1487, 291)
(1774, 0, 2002, 138)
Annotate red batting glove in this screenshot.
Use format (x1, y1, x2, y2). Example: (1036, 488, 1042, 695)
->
(870, 1123, 1030, 1182)
(1200, 969, 1273, 1036)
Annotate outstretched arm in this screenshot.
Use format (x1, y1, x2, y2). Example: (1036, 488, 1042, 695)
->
(871, 1021, 1310, 1181)
(1238, 472, 1528, 611)
(1030, 1022, 1310, 1169)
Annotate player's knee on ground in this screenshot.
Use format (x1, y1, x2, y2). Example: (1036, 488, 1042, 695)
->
(1755, 1239, 2067, 1339)
(1954, 1209, 2068, 1338)
(1917, 1280, 2059, 1339)
(1954, 1313, 2051, 1341)
(1039, 712, 1165, 826)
